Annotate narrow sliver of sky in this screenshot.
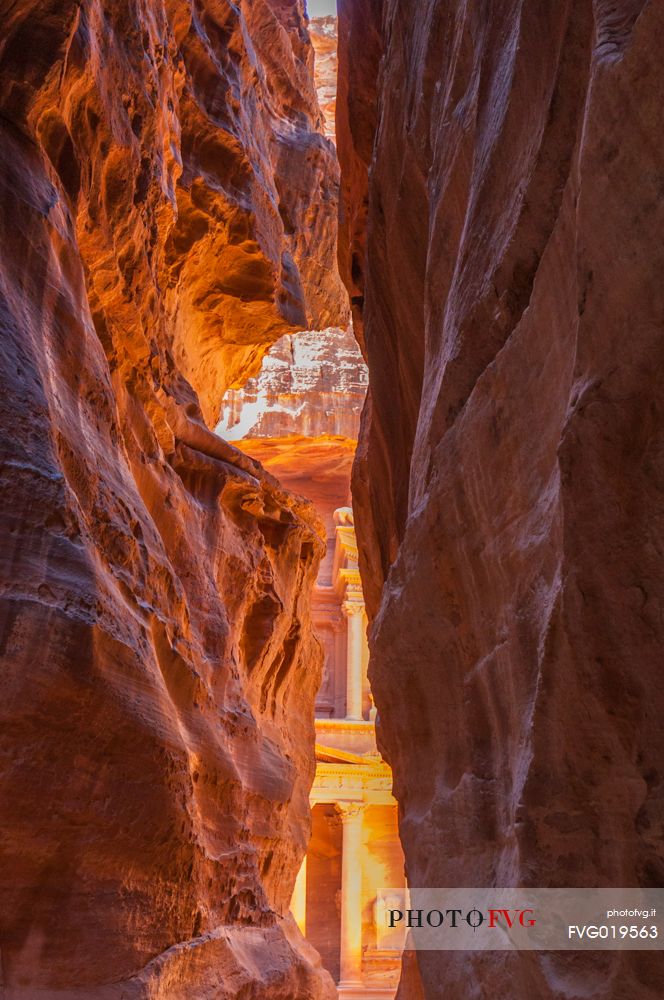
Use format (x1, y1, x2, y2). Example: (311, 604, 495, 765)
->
(307, 0, 337, 16)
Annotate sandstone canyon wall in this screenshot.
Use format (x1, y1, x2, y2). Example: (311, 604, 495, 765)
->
(338, 1, 664, 997)
(0, 1, 346, 996)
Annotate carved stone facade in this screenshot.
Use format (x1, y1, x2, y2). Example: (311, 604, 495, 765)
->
(299, 512, 405, 999)
(315, 508, 370, 721)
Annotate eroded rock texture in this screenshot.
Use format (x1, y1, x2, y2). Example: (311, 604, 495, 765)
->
(217, 322, 366, 584)
(336, 0, 382, 355)
(217, 326, 367, 441)
(338, 1, 664, 997)
(0, 1, 344, 996)
(309, 16, 338, 143)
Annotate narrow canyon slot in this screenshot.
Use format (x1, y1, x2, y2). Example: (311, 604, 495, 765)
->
(216, 11, 405, 993)
(1, 1, 663, 999)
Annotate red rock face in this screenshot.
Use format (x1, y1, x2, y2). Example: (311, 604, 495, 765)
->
(336, 0, 383, 355)
(310, 16, 338, 143)
(338, 1, 664, 997)
(0, 1, 344, 996)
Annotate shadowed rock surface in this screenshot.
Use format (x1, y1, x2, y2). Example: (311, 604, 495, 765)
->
(336, 0, 382, 355)
(0, 0, 345, 995)
(337, 0, 664, 996)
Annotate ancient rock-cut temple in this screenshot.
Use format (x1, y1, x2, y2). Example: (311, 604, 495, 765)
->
(218, 326, 405, 999)
(304, 507, 404, 1000)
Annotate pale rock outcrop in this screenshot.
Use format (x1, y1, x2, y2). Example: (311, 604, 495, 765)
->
(338, 0, 664, 997)
(0, 0, 345, 995)
(218, 323, 367, 582)
(309, 16, 338, 142)
(218, 326, 367, 441)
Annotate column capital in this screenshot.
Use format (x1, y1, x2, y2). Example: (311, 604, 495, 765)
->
(335, 800, 366, 821)
(342, 599, 365, 618)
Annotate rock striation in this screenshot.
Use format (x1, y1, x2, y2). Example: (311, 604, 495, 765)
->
(338, 1, 664, 997)
(218, 324, 367, 585)
(336, 0, 382, 355)
(309, 16, 338, 143)
(0, 0, 345, 996)
(218, 326, 367, 442)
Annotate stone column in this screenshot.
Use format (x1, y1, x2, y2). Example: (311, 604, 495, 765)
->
(337, 801, 366, 987)
(361, 608, 370, 713)
(290, 854, 307, 935)
(343, 600, 365, 720)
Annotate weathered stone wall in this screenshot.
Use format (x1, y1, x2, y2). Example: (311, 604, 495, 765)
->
(0, 1, 345, 995)
(338, 1, 664, 996)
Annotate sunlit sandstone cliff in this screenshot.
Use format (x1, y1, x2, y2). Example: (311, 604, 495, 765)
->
(0, 1, 347, 996)
(219, 326, 366, 441)
(309, 16, 338, 143)
(218, 326, 367, 573)
(338, 1, 664, 998)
